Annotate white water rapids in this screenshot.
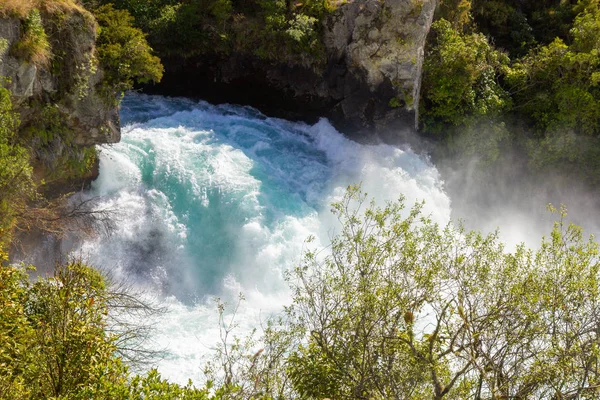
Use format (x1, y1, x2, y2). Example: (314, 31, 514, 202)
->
(72, 93, 453, 383)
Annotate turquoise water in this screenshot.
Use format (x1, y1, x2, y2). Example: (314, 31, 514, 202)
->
(76, 93, 451, 383)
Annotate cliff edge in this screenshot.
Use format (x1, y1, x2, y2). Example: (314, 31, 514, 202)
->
(147, 0, 437, 140)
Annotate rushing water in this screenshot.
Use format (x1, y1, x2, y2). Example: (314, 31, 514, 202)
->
(74, 93, 451, 383)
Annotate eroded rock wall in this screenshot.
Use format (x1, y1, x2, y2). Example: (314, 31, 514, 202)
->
(0, 8, 120, 146)
(324, 0, 437, 131)
(149, 0, 437, 139)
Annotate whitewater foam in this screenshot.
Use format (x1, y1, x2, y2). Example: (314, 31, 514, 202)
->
(74, 93, 451, 384)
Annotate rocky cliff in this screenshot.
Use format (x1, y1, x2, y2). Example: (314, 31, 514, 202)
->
(323, 0, 437, 133)
(147, 0, 437, 140)
(0, 4, 122, 195)
(0, 5, 119, 148)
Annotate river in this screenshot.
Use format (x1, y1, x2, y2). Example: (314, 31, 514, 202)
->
(71, 93, 589, 384)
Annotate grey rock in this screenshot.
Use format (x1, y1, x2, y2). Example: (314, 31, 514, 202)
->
(149, 0, 438, 140)
(323, 0, 437, 131)
(0, 10, 120, 146)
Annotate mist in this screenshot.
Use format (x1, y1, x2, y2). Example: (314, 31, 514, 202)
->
(434, 125, 600, 250)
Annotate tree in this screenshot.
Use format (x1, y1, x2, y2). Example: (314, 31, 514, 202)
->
(0, 86, 34, 258)
(5, 187, 600, 398)
(506, 1, 600, 136)
(420, 19, 511, 134)
(93, 4, 164, 102)
(218, 185, 600, 399)
(0, 260, 196, 399)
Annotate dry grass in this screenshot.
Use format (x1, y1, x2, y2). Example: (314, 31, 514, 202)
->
(1, 0, 88, 67)
(9, 6, 51, 66)
(0, 0, 84, 18)
(39, 0, 85, 15)
(12, 32, 51, 66)
(0, 0, 37, 18)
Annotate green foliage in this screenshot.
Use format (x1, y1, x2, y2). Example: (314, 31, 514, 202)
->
(88, 0, 330, 64)
(247, 0, 327, 62)
(287, 342, 345, 399)
(389, 96, 403, 108)
(422, 1, 600, 183)
(202, 296, 292, 399)
(471, 0, 536, 57)
(506, 37, 600, 136)
(526, 130, 600, 185)
(202, 186, 600, 399)
(0, 87, 33, 257)
(525, 0, 580, 46)
(210, 0, 233, 24)
(421, 19, 511, 134)
(441, 119, 512, 169)
(94, 4, 164, 101)
(436, 0, 473, 31)
(0, 261, 223, 399)
(11, 8, 51, 66)
(24, 103, 69, 148)
(21, 103, 98, 181)
(6, 187, 600, 398)
(27, 262, 116, 397)
(283, 186, 600, 398)
(0, 261, 117, 398)
(490, 1, 600, 178)
(285, 14, 318, 44)
(82, 367, 222, 399)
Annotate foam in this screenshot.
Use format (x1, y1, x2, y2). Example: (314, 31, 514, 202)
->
(73, 93, 452, 384)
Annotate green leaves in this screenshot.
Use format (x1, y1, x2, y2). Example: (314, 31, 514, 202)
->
(421, 18, 511, 134)
(506, 31, 600, 137)
(0, 87, 33, 255)
(0, 261, 224, 399)
(5, 186, 600, 398)
(94, 4, 164, 102)
(282, 186, 600, 398)
(11, 8, 51, 67)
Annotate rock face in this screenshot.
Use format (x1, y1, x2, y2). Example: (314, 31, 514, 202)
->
(0, 8, 120, 146)
(323, 0, 437, 132)
(150, 0, 437, 139)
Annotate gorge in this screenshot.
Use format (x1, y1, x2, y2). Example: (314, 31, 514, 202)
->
(3, 0, 600, 397)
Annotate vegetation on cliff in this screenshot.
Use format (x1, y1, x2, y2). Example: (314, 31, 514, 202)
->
(0, 88, 33, 260)
(0, 260, 217, 399)
(78, 0, 600, 185)
(83, 0, 332, 65)
(0, 0, 162, 256)
(2, 1, 600, 398)
(421, 0, 600, 182)
(3, 187, 600, 398)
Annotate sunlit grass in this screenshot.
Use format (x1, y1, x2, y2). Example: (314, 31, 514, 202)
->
(0, 0, 85, 18)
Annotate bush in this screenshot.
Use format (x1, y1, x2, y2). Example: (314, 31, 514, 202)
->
(506, 3, 600, 136)
(10, 8, 51, 66)
(0, 260, 235, 399)
(420, 18, 511, 134)
(0, 87, 33, 257)
(94, 4, 163, 101)
(6, 187, 600, 398)
(0, 261, 118, 397)
(206, 186, 600, 399)
(86, 0, 331, 63)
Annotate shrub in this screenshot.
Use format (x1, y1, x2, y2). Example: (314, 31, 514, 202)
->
(0, 87, 33, 256)
(505, 3, 600, 136)
(10, 8, 51, 66)
(0, 260, 228, 399)
(204, 186, 600, 399)
(420, 18, 511, 134)
(94, 4, 163, 101)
